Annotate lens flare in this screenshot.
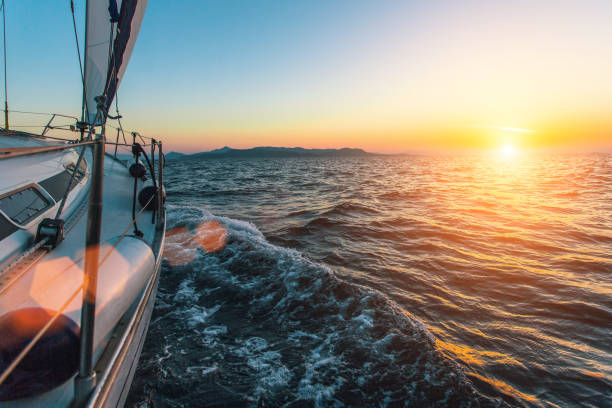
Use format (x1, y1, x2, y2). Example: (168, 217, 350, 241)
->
(164, 221, 228, 266)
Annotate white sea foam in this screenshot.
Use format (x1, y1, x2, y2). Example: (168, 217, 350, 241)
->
(231, 337, 292, 399)
(352, 311, 374, 329)
(149, 205, 477, 406)
(186, 364, 218, 376)
(202, 325, 227, 336)
(186, 304, 221, 327)
(173, 279, 197, 302)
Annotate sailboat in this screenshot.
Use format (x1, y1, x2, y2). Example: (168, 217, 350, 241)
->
(0, 1, 165, 407)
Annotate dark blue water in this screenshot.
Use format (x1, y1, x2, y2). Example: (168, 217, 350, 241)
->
(127, 154, 612, 407)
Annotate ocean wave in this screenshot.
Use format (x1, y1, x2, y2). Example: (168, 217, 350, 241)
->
(130, 154, 612, 408)
(319, 202, 381, 217)
(129, 205, 498, 407)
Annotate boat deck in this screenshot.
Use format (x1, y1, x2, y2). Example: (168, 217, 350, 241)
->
(0, 134, 164, 407)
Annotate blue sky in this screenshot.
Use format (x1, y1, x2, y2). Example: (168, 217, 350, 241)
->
(4, 1, 612, 152)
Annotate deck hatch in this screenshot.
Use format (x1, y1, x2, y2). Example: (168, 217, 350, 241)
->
(0, 214, 18, 240)
(0, 186, 52, 226)
(38, 161, 87, 202)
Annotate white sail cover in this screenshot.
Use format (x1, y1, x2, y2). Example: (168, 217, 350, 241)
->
(83, 0, 148, 124)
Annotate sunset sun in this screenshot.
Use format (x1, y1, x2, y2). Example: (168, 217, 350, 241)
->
(500, 143, 516, 157)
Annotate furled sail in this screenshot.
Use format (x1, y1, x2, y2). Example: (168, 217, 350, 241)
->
(83, 0, 148, 124)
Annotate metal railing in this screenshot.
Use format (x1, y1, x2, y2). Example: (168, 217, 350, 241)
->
(0, 139, 98, 159)
(41, 113, 81, 137)
(2, 109, 158, 147)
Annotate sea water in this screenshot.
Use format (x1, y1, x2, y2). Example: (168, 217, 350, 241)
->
(127, 153, 611, 407)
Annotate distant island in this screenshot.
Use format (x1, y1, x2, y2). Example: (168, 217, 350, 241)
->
(165, 146, 373, 160)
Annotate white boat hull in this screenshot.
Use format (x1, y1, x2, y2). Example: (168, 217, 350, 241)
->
(0, 135, 166, 408)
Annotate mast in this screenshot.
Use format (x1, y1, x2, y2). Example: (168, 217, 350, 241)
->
(75, 1, 101, 403)
(2, 0, 8, 130)
(80, 0, 90, 125)
(74, 115, 104, 406)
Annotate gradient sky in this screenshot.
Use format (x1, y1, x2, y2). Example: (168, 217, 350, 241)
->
(5, 0, 612, 152)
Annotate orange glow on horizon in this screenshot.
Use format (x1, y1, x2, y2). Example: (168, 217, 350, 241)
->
(156, 116, 612, 154)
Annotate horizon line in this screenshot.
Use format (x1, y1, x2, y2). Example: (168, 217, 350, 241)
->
(165, 145, 612, 155)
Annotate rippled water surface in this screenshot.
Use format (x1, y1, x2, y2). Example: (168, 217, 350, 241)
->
(128, 153, 611, 407)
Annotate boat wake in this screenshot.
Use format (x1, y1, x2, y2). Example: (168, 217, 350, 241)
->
(128, 205, 502, 407)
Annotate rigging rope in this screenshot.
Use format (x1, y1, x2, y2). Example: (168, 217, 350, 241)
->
(7, 109, 78, 119)
(2, 0, 8, 130)
(114, 92, 127, 144)
(70, 0, 88, 122)
(54, 146, 88, 219)
(0, 282, 84, 387)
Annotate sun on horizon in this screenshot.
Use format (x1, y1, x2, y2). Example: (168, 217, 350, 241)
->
(500, 143, 516, 158)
